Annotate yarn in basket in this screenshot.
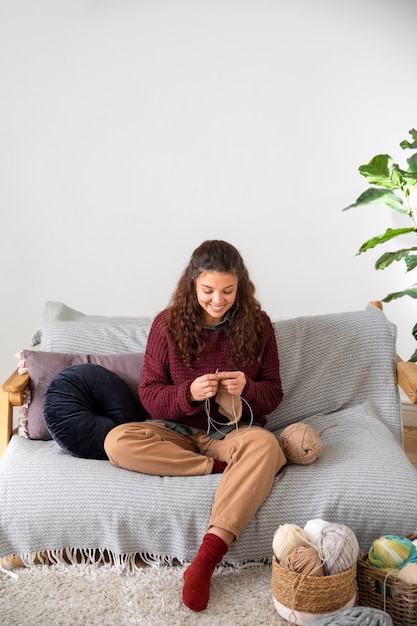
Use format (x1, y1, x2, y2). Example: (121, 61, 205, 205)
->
(397, 562, 417, 584)
(272, 523, 310, 561)
(304, 518, 331, 545)
(280, 544, 325, 576)
(367, 534, 417, 572)
(316, 522, 360, 575)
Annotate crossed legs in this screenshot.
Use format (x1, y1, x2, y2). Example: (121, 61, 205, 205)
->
(104, 422, 286, 611)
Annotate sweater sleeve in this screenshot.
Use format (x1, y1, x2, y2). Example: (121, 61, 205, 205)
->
(138, 313, 204, 421)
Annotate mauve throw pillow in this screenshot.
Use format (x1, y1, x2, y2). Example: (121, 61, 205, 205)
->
(44, 363, 146, 459)
(22, 350, 145, 440)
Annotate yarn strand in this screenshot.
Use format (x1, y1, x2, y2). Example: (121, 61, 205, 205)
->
(204, 396, 253, 435)
(317, 424, 337, 436)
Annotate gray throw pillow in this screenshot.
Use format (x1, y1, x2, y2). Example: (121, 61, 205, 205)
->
(31, 301, 154, 354)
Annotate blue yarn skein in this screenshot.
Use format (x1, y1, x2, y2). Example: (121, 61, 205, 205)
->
(367, 535, 417, 572)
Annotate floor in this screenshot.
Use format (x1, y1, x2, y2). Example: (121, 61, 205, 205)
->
(404, 425, 417, 468)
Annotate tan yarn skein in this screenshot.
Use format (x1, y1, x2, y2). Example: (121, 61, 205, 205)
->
(280, 545, 325, 576)
(279, 422, 336, 465)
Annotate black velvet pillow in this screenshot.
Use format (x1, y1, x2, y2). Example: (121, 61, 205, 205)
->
(44, 363, 147, 459)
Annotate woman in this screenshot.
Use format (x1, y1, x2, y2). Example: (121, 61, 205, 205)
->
(104, 239, 286, 612)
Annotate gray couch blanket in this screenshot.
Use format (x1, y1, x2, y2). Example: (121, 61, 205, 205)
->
(1, 305, 416, 566)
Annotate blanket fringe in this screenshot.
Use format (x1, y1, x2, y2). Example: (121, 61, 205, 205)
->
(0, 549, 270, 580)
(0, 548, 183, 578)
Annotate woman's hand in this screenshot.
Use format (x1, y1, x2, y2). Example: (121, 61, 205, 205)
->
(189, 374, 220, 402)
(217, 371, 246, 396)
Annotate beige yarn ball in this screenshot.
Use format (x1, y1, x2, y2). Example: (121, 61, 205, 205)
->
(279, 423, 322, 465)
(397, 562, 417, 585)
(280, 545, 325, 576)
(272, 523, 311, 561)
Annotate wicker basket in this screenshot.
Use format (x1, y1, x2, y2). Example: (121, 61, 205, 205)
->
(271, 555, 357, 615)
(357, 534, 417, 626)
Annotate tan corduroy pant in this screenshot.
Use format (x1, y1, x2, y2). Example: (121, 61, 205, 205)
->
(104, 422, 286, 539)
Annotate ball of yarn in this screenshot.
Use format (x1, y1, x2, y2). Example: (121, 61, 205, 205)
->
(368, 535, 417, 572)
(279, 423, 322, 465)
(397, 562, 417, 585)
(280, 545, 325, 576)
(316, 523, 359, 575)
(272, 523, 311, 562)
(304, 519, 331, 545)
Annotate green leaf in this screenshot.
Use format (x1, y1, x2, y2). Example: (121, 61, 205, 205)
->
(405, 254, 417, 272)
(397, 168, 417, 195)
(398, 168, 417, 180)
(357, 227, 415, 254)
(343, 187, 406, 213)
(358, 154, 405, 190)
(411, 321, 417, 341)
(400, 128, 417, 150)
(375, 248, 417, 270)
(382, 284, 417, 302)
(407, 153, 417, 173)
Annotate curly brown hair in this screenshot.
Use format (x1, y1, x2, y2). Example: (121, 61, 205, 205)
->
(165, 240, 264, 368)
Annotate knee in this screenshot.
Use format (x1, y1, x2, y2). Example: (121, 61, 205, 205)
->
(104, 423, 131, 464)
(249, 429, 286, 472)
(249, 428, 278, 450)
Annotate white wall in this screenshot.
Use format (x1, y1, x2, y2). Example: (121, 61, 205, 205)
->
(1, 0, 417, 386)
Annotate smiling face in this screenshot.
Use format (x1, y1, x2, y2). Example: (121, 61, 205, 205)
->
(195, 270, 238, 326)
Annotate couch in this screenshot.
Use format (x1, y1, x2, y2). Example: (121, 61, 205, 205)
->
(1, 301, 417, 569)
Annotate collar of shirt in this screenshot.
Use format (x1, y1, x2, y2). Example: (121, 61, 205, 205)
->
(202, 310, 231, 331)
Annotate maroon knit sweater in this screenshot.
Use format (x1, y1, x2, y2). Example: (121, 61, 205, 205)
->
(138, 310, 283, 431)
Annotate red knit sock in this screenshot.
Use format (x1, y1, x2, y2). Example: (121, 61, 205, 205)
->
(211, 459, 227, 474)
(182, 533, 228, 611)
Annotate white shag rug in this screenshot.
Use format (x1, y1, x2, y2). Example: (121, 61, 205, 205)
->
(0, 562, 289, 626)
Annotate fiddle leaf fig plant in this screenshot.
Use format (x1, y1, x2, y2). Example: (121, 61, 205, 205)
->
(343, 128, 417, 361)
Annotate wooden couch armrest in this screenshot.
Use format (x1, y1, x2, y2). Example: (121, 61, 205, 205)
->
(0, 369, 29, 456)
(397, 357, 417, 404)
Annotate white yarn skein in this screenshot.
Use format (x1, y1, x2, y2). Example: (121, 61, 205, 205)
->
(304, 519, 331, 545)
